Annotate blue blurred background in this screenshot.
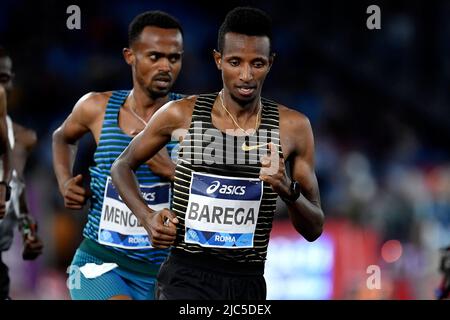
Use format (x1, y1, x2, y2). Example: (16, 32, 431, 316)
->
(1, 0, 449, 299)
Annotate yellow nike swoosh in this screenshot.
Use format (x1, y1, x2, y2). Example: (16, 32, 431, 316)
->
(241, 142, 269, 152)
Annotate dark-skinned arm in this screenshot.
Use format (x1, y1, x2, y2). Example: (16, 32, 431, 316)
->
(111, 97, 193, 248)
(260, 109, 324, 242)
(0, 85, 11, 218)
(52, 93, 103, 209)
(11, 123, 37, 214)
(11, 123, 43, 259)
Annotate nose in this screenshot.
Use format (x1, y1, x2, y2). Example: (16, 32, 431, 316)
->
(158, 57, 171, 73)
(239, 63, 253, 82)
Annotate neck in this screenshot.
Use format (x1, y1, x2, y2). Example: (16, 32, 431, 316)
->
(131, 86, 169, 115)
(221, 89, 260, 119)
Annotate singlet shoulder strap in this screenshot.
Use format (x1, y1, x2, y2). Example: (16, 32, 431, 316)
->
(103, 90, 130, 124)
(192, 92, 217, 112)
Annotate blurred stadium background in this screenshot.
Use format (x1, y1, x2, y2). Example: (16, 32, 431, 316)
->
(1, 0, 449, 299)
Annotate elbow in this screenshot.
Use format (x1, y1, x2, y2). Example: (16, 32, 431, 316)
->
(52, 127, 62, 144)
(111, 156, 131, 184)
(110, 158, 122, 182)
(302, 213, 325, 242)
(23, 128, 38, 151)
(304, 227, 323, 242)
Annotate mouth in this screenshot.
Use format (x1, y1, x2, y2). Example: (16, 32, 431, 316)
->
(154, 80, 171, 88)
(153, 77, 172, 89)
(236, 86, 256, 97)
(153, 74, 172, 88)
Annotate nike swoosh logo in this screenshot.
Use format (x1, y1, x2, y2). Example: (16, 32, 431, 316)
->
(241, 142, 269, 152)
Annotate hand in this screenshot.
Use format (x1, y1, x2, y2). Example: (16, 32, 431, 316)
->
(23, 235, 43, 260)
(259, 143, 291, 199)
(20, 217, 43, 260)
(141, 208, 178, 249)
(145, 147, 176, 181)
(61, 174, 89, 210)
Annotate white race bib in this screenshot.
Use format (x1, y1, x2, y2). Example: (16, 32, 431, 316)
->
(185, 172, 263, 249)
(98, 177, 171, 249)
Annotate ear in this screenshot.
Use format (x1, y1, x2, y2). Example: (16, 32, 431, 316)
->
(213, 49, 222, 70)
(268, 52, 276, 71)
(123, 47, 134, 66)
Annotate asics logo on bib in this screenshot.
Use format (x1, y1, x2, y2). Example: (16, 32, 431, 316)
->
(117, 190, 156, 202)
(206, 181, 220, 194)
(99, 177, 170, 249)
(141, 192, 156, 202)
(206, 180, 246, 196)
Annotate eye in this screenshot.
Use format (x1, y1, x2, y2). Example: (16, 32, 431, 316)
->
(229, 59, 239, 67)
(168, 54, 181, 64)
(253, 60, 265, 68)
(149, 54, 158, 61)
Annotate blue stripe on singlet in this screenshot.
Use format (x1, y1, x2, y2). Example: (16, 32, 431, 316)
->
(82, 90, 183, 265)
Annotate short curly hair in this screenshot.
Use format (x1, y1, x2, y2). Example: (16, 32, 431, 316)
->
(217, 7, 272, 53)
(128, 11, 183, 46)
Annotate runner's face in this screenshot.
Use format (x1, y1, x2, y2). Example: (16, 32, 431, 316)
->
(216, 33, 272, 105)
(0, 57, 14, 93)
(131, 26, 183, 98)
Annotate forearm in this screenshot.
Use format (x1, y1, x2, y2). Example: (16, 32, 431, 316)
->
(146, 147, 177, 181)
(15, 186, 34, 234)
(0, 136, 11, 182)
(111, 158, 154, 221)
(52, 129, 77, 192)
(286, 196, 324, 242)
(0, 88, 9, 163)
(18, 185, 29, 214)
(0, 117, 11, 182)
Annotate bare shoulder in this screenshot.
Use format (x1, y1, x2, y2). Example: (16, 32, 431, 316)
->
(157, 95, 197, 129)
(164, 95, 197, 114)
(0, 86, 6, 116)
(73, 91, 112, 117)
(278, 104, 312, 132)
(66, 91, 113, 129)
(0, 85, 6, 99)
(278, 104, 315, 158)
